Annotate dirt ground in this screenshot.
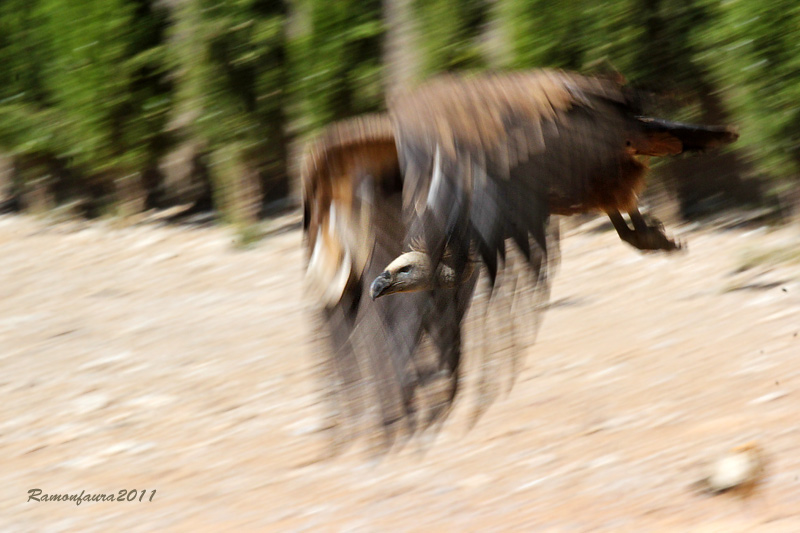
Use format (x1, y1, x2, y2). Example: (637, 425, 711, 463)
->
(1, 212, 799, 532)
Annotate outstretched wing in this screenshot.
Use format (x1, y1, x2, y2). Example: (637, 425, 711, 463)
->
(390, 69, 636, 286)
(385, 70, 650, 420)
(302, 115, 474, 449)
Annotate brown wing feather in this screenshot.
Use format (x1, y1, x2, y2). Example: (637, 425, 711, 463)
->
(389, 69, 640, 286)
(302, 114, 399, 305)
(302, 115, 476, 449)
(305, 71, 738, 447)
(377, 70, 650, 427)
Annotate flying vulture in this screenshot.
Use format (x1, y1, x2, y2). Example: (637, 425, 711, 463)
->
(302, 69, 738, 447)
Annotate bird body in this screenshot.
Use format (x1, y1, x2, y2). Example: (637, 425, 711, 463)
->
(302, 69, 739, 445)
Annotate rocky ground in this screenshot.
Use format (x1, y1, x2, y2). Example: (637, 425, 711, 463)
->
(1, 212, 799, 532)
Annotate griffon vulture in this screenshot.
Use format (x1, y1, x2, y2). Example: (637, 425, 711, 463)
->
(302, 69, 738, 446)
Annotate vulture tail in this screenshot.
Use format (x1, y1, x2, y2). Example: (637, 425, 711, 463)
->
(635, 117, 739, 156)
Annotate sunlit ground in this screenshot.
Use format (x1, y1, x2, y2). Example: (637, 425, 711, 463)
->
(2, 213, 799, 531)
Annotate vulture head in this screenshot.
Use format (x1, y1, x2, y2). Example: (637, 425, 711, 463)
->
(370, 251, 472, 300)
(370, 251, 431, 299)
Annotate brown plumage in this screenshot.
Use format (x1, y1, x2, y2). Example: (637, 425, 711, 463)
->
(391, 70, 738, 276)
(302, 69, 739, 447)
(302, 114, 400, 306)
(303, 114, 477, 446)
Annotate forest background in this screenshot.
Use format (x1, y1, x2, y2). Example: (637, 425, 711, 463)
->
(1, 0, 797, 231)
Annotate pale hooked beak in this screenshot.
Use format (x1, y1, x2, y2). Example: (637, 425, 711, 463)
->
(370, 271, 392, 300)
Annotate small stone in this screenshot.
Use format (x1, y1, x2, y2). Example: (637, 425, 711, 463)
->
(700, 442, 765, 494)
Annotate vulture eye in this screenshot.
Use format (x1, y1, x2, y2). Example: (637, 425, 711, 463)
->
(397, 265, 412, 274)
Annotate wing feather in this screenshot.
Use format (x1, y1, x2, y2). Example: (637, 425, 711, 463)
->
(377, 70, 640, 428)
(305, 69, 738, 448)
(302, 115, 474, 449)
(389, 69, 637, 285)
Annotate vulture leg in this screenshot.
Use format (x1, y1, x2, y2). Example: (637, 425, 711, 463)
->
(607, 208, 682, 252)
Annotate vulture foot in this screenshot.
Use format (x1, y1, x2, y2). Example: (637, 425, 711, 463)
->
(608, 208, 684, 253)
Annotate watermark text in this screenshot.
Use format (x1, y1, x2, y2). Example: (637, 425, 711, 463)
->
(27, 489, 156, 506)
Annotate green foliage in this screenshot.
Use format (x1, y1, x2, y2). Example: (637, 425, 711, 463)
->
(496, 0, 593, 70)
(496, 0, 711, 93)
(692, 1, 800, 184)
(0, 0, 57, 153)
(0, 0, 171, 212)
(42, 0, 170, 173)
(289, 0, 385, 136)
(0, 0, 797, 219)
(188, 0, 288, 148)
(413, 0, 488, 76)
(171, 0, 289, 220)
